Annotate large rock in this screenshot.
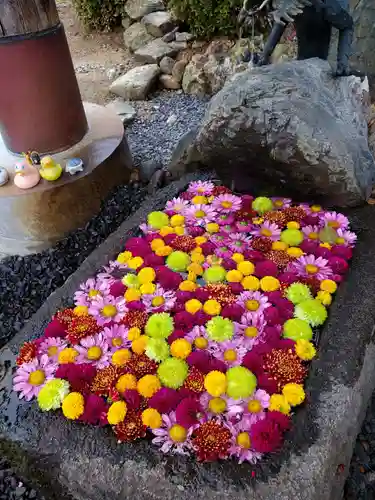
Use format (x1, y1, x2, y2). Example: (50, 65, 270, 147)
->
(109, 65, 160, 100)
(125, 0, 165, 20)
(142, 11, 174, 37)
(134, 38, 178, 63)
(123, 22, 154, 52)
(170, 59, 375, 207)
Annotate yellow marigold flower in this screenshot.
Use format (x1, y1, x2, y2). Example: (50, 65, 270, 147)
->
(194, 336, 208, 349)
(170, 339, 192, 359)
(269, 394, 291, 415)
(117, 251, 132, 264)
(137, 374, 161, 398)
(138, 267, 156, 284)
(320, 279, 337, 294)
(252, 217, 264, 225)
(311, 204, 322, 213)
(287, 247, 304, 258)
(116, 373, 137, 393)
(151, 238, 165, 251)
(58, 348, 78, 365)
(272, 241, 288, 251)
(179, 280, 197, 292)
(320, 242, 332, 249)
(112, 349, 132, 367)
(282, 383, 306, 407)
(295, 339, 316, 361)
(174, 226, 185, 236)
(62, 392, 85, 420)
(125, 288, 141, 302)
(192, 195, 208, 205)
(142, 408, 162, 429)
(187, 271, 197, 282)
(159, 226, 175, 237)
(185, 299, 202, 314)
(287, 221, 300, 229)
(170, 214, 185, 227)
(187, 263, 203, 276)
(107, 401, 127, 425)
(208, 397, 227, 414)
(204, 371, 227, 397)
(203, 299, 221, 316)
(316, 290, 332, 306)
(260, 276, 280, 292)
(191, 253, 205, 264)
(242, 275, 260, 291)
(226, 269, 243, 283)
(140, 283, 156, 295)
(237, 261, 255, 276)
(192, 245, 203, 253)
(128, 327, 141, 341)
(206, 223, 220, 233)
(73, 305, 89, 316)
(132, 335, 148, 354)
(232, 253, 245, 263)
(128, 256, 144, 270)
(155, 245, 173, 257)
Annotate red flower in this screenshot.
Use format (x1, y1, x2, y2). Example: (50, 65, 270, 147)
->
(157, 268, 182, 290)
(126, 353, 158, 378)
(192, 421, 232, 461)
(171, 235, 196, 252)
(80, 394, 108, 425)
(221, 303, 244, 321)
(167, 329, 186, 345)
(176, 397, 203, 428)
(114, 411, 147, 442)
(255, 260, 279, 278)
(44, 318, 67, 339)
(148, 387, 182, 413)
(250, 413, 288, 453)
(174, 311, 195, 331)
(109, 281, 126, 297)
(328, 256, 349, 275)
(16, 341, 38, 366)
(56, 363, 97, 395)
(66, 315, 101, 344)
(125, 237, 151, 257)
(183, 367, 205, 394)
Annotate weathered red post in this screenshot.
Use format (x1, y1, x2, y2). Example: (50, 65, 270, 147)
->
(0, 0, 88, 154)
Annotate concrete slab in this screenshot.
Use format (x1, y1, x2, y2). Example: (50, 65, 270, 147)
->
(1, 178, 375, 500)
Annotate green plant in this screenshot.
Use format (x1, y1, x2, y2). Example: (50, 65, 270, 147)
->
(72, 0, 124, 31)
(168, 0, 258, 38)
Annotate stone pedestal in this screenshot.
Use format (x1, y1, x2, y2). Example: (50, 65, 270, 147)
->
(0, 102, 132, 256)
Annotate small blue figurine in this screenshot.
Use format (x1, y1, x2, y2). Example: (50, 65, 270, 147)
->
(65, 158, 84, 175)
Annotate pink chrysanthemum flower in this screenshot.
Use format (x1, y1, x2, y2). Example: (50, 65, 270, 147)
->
(210, 233, 228, 247)
(237, 291, 270, 315)
(88, 295, 126, 326)
(13, 355, 56, 401)
(226, 420, 263, 464)
(74, 278, 109, 307)
(335, 228, 357, 247)
(236, 220, 253, 233)
(217, 213, 235, 226)
(271, 197, 292, 209)
(321, 211, 350, 230)
(142, 285, 176, 313)
(220, 223, 236, 234)
(212, 194, 242, 213)
(209, 339, 247, 366)
(185, 325, 209, 345)
(251, 221, 281, 241)
(227, 233, 252, 253)
(185, 204, 217, 226)
(97, 261, 127, 286)
(151, 411, 195, 455)
(76, 333, 110, 369)
(102, 324, 130, 351)
(165, 197, 190, 214)
(215, 245, 233, 260)
(227, 389, 270, 426)
(199, 392, 236, 420)
(302, 225, 320, 241)
(38, 337, 67, 362)
(235, 312, 267, 348)
(187, 181, 215, 196)
(288, 254, 333, 280)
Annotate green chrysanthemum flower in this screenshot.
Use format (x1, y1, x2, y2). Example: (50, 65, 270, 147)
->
(145, 313, 174, 339)
(294, 299, 328, 327)
(318, 225, 337, 244)
(286, 283, 313, 305)
(280, 228, 304, 246)
(147, 211, 169, 230)
(145, 338, 170, 362)
(122, 273, 140, 289)
(203, 265, 226, 284)
(283, 318, 313, 341)
(226, 366, 257, 399)
(157, 358, 188, 389)
(206, 316, 234, 342)
(37, 378, 70, 411)
(252, 197, 273, 214)
(166, 251, 191, 272)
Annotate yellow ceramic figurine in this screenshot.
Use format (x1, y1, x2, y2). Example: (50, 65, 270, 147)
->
(39, 156, 63, 181)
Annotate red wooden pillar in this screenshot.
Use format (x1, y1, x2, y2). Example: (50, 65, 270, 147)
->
(0, 0, 88, 154)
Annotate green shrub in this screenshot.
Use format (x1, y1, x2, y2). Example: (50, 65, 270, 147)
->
(72, 0, 124, 31)
(168, 0, 258, 38)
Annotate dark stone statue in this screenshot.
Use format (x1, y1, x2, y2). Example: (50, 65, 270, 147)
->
(238, 0, 358, 77)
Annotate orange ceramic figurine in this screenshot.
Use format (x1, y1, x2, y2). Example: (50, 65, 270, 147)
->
(14, 153, 41, 189)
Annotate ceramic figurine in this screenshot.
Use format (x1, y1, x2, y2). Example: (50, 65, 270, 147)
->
(65, 158, 84, 175)
(39, 156, 63, 181)
(0, 167, 9, 186)
(14, 159, 41, 189)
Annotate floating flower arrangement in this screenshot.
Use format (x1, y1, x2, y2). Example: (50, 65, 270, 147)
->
(13, 181, 356, 463)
